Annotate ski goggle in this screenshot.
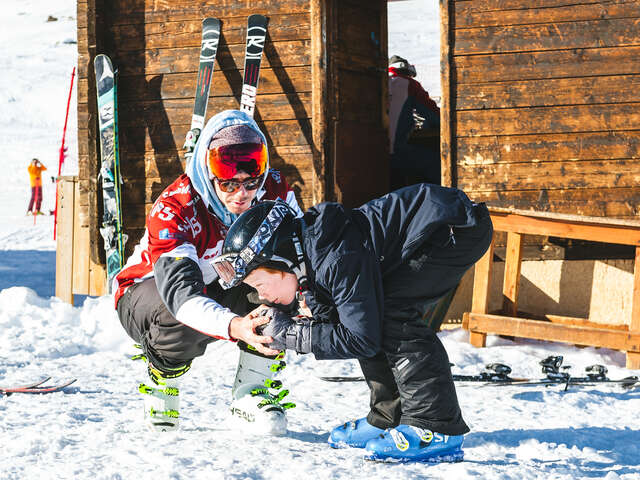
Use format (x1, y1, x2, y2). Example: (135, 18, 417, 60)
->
(213, 176, 262, 193)
(212, 200, 293, 289)
(206, 142, 268, 180)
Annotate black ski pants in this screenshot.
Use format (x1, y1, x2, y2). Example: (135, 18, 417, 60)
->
(117, 278, 257, 372)
(360, 204, 493, 435)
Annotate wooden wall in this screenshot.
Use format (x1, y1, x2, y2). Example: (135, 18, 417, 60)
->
(77, 0, 388, 266)
(441, 0, 640, 220)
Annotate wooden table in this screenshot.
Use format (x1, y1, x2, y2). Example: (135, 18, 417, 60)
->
(462, 208, 640, 369)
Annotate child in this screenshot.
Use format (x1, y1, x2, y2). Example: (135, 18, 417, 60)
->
(213, 183, 493, 462)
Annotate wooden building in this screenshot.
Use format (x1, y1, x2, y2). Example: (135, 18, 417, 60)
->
(440, 0, 640, 220)
(75, 0, 388, 273)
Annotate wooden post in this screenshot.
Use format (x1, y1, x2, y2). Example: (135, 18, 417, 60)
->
(439, 0, 455, 187)
(468, 236, 494, 347)
(629, 246, 640, 369)
(55, 177, 75, 304)
(72, 180, 90, 295)
(502, 232, 523, 317)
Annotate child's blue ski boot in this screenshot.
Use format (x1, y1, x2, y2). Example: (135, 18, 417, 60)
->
(364, 425, 464, 463)
(328, 417, 385, 448)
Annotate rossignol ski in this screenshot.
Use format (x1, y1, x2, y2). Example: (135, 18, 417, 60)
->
(94, 54, 127, 293)
(184, 17, 221, 162)
(239, 14, 268, 117)
(0, 378, 77, 397)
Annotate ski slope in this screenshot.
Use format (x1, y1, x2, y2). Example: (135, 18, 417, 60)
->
(1, 1, 639, 479)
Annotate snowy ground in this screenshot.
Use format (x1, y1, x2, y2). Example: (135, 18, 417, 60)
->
(1, 1, 640, 479)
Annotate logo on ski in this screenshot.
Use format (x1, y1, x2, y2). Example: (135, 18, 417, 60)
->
(200, 29, 220, 60)
(245, 26, 266, 59)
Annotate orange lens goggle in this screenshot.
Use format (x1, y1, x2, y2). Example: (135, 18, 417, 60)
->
(206, 143, 268, 180)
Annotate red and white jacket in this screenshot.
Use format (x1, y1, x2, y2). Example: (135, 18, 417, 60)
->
(114, 170, 301, 340)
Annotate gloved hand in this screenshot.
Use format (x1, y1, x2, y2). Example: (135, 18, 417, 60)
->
(257, 307, 313, 354)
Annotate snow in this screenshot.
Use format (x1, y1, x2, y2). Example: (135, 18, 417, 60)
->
(1, 1, 639, 479)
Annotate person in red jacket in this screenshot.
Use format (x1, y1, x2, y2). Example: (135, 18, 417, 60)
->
(388, 55, 441, 189)
(27, 158, 47, 215)
(114, 109, 302, 434)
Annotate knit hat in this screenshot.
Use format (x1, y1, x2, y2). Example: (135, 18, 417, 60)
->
(208, 124, 264, 149)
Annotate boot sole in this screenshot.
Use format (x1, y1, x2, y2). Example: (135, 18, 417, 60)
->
(364, 448, 464, 464)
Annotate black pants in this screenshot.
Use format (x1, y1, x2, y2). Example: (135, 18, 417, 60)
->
(360, 205, 493, 435)
(117, 278, 257, 372)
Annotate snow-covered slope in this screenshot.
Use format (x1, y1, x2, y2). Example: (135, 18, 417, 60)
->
(1, 2, 639, 479)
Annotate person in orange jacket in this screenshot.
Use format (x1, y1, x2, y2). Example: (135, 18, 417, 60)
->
(27, 158, 47, 215)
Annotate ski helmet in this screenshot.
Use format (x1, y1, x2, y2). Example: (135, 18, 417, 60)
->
(212, 200, 306, 289)
(389, 55, 417, 77)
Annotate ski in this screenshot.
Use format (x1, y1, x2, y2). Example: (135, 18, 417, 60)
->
(0, 377, 51, 391)
(184, 17, 221, 162)
(0, 378, 77, 397)
(239, 14, 268, 117)
(319, 357, 639, 389)
(94, 54, 127, 293)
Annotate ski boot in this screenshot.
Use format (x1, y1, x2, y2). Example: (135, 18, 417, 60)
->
(364, 425, 464, 463)
(328, 417, 385, 448)
(229, 343, 295, 436)
(134, 348, 190, 432)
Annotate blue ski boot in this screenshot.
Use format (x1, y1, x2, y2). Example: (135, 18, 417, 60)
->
(328, 417, 385, 448)
(364, 425, 464, 463)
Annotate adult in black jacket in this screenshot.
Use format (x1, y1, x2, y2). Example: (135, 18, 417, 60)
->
(213, 183, 493, 462)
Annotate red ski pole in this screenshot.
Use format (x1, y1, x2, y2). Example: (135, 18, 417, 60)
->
(54, 67, 76, 240)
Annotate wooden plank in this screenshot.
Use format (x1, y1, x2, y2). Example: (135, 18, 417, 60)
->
(628, 352, 640, 369)
(108, 0, 310, 26)
(488, 210, 640, 246)
(454, 46, 640, 84)
(89, 258, 106, 297)
(114, 40, 311, 77)
(440, 0, 454, 187)
(78, 66, 312, 104)
(456, 74, 640, 110)
(55, 178, 75, 304)
(458, 158, 640, 192)
(472, 237, 494, 314)
(456, 103, 640, 137)
(455, 1, 640, 29)
(454, 17, 640, 56)
(502, 232, 523, 317)
(467, 313, 640, 352)
(456, 131, 640, 166)
(545, 314, 630, 332)
(337, 70, 382, 123)
(311, 0, 329, 205)
(109, 14, 310, 51)
(112, 93, 311, 126)
(467, 187, 640, 218)
(72, 180, 90, 296)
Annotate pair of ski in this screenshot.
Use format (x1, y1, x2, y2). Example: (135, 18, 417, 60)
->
(320, 356, 639, 390)
(0, 377, 77, 397)
(183, 14, 268, 160)
(94, 54, 127, 293)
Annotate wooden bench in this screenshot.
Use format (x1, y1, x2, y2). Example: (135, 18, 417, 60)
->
(462, 208, 640, 369)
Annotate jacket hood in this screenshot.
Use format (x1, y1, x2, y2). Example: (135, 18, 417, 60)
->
(186, 109, 269, 227)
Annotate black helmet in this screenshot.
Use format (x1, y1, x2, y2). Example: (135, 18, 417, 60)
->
(213, 200, 306, 289)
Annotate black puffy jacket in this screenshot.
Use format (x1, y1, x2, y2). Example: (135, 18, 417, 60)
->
(299, 183, 481, 360)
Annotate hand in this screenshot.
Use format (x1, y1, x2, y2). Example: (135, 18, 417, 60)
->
(228, 312, 281, 356)
(257, 307, 313, 354)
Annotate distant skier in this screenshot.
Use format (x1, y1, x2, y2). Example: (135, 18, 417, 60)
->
(27, 158, 47, 215)
(213, 184, 493, 463)
(113, 109, 302, 433)
(388, 55, 441, 189)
